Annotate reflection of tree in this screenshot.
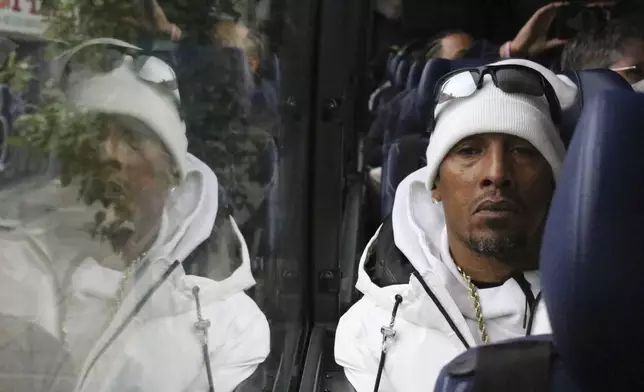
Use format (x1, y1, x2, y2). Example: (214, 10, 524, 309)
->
(12, 90, 141, 254)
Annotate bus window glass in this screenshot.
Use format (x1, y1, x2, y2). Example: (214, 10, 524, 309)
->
(0, 0, 308, 391)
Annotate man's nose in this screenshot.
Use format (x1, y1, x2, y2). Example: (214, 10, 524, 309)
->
(480, 145, 513, 189)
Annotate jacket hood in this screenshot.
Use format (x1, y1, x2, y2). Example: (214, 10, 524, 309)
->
(357, 165, 547, 347)
(73, 153, 256, 320)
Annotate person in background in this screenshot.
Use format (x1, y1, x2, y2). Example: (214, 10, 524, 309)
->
(423, 30, 474, 60)
(335, 59, 577, 392)
(119, 0, 182, 42)
(561, 16, 644, 89)
(364, 1, 577, 174)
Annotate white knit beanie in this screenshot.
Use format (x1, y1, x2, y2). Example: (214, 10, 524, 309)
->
(67, 60, 189, 180)
(425, 65, 567, 190)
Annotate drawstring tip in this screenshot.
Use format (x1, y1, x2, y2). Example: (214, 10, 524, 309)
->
(374, 295, 404, 392)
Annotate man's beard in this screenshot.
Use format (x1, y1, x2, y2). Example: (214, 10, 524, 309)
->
(467, 233, 528, 260)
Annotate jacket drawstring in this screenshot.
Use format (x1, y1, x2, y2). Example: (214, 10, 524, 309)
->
(373, 294, 403, 392)
(192, 286, 215, 392)
(512, 273, 536, 332)
(526, 291, 543, 336)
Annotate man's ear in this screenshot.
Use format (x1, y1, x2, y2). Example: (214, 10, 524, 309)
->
(431, 187, 442, 202)
(431, 172, 441, 201)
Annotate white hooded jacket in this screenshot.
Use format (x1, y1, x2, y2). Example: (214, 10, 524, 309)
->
(0, 154, 270, 392)
(0, 44, 269, 391)
(72, 154, 270, 392)
(335, 59, 575, 392)
(334, 166, 553, 392)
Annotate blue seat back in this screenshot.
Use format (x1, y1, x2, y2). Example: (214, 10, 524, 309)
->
(387, 53, 403, 82)
(406, 59, 425, 90)
(541, 90, 644, 391)
(385, 52, 395, 79)
(559, 69, 632, 145)
(394, 58, 411, 90)
(433, 335, 583, 392)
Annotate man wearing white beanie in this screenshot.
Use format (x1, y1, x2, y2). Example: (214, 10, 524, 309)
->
(0, 40, 269, 392)
(335, 59, 574, 392)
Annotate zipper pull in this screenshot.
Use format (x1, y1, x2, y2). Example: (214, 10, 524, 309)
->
(380, 295, 403, 353)
(192, 286, 212, 344)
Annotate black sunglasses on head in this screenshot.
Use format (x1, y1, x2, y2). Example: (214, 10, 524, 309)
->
(55, 39, 178, 89)
(430, 64, 563, 126)
(55, 41, 180, 110)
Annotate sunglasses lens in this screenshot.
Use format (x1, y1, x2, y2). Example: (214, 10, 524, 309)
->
(495, 68, 544, 96)
(436, 70, 480, 104)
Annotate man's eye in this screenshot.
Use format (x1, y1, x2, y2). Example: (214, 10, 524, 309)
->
(456, 146, 480, 156)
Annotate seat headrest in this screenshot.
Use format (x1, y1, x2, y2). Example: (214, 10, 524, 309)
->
(559, 69, 632, 146)
(388, 53, 403, 81)
(406, 59, 425, 90)
(385, 52, 395, 77)
(541, 90, 644, 392)
(416, 58, 493, 109)
(394, 58, 411, 89)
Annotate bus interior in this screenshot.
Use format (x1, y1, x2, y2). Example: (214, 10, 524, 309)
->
(1, 0, 643, 391)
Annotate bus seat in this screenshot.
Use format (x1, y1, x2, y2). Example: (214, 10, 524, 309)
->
(394, 58, 412, 90)
(541, 90, 644, 392)
(433, 90, 644, 392)
(387, 53, 403, 82)
(406, 59, 425, 90)
(385, 52, 396, 81)
(380, 134, 428, 219)
(433, 335, 582, 392)
(559, 69, 632, 146)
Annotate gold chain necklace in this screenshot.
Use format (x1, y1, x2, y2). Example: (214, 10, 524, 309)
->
(456, 266, 490, 344)
(112, 254, 145, 316)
